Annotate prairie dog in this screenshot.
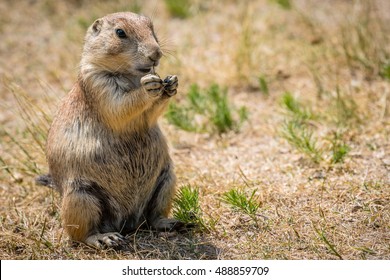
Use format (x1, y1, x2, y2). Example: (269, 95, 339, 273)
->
(37, 12, 180, 248)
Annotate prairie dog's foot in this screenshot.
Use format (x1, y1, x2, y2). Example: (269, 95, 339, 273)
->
(141, 74, 163, 96)
(162, 75, 178, 97)
(85, 232, 126, 249)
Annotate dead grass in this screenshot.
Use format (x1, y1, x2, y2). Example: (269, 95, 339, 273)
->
(0, 0, 389, 259)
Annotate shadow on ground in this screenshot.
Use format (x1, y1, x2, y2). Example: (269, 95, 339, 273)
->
(119, 230, 220, 260)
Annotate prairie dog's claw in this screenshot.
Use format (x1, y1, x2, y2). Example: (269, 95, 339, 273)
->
(162, 75, 178, 97)
(141, 74, 163, 95)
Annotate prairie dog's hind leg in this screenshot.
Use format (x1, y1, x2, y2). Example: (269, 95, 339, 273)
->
(61, 180, 125, 248)
(144, 165, 183, 231)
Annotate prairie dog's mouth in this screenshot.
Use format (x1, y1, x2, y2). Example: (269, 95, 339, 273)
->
(136, 65, 156, 74)
(137, 67, 152, 74)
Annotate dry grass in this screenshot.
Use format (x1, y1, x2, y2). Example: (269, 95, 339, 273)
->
(0, 0, 389, 260)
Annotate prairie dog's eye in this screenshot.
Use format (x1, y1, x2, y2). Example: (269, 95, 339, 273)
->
(115, 29, 127, 38)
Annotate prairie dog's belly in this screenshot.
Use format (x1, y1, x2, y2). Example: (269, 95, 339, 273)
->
(67, 129, 169, 232)
(94, 129, 166, 190)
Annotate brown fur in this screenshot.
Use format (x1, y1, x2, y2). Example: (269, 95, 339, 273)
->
(40, 12, 180, 248)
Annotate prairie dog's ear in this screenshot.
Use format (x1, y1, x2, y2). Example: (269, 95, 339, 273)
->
(91, 19, 103, 35)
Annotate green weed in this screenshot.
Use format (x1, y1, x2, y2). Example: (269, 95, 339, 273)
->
(270, 0, 292, 10)
(281, 120, 323, 164)
(164, 0, 191, 19)
(280, 91, 354, 164)
(329, 131, 350, 164)
(173, 185, 216, 231)
(1, 130, 41, 176)
(280, 93, 323, 164)
(281, 92, 314, 121)
(187, 84, 207, 114)
(235, 5, 255, 84)
(258, 75, 269, 96)
(165, 102, 197, 132)
(128, 1, 142, 14)
(332, 143, 350, 164)
(166, 84, 248, 134)
(0, 81, 51, 177)
(340, 1, 390, 79)
(209, 85, 234, 133)
(173, 185, 201, 224)
(77, 17, 90, 30)
(381, 63, 390, 80)
(313, 224, 343, 259)
(222, 188, 261, 223)
(331, 87, 360, 126)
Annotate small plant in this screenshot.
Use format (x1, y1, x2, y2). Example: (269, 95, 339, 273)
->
(281, 92, 314, 121)
(312, 224, 343, 260)
(339, 1, 390, 79)
(329, 131, 350, 164)
(1, 81, 51, 177)
(129, 1, 142, 14)
(165, 102, 197, 132)
(331, 142, 350, 164)
(166, 84, 248, 134)
(270, 0, 292, 10)
(331, 87, 360, 126)
(164, 0, 191, 19)
(173, 185, 206, 230)
(234, 6, 255, 84)
(280, 91, 354, 165)
(222, 188, 261, 222)
(258, 75, 269, 96)
(381, 63, 390, 80)
(281, 120, 323, 164)
(208, 84, 234, 134)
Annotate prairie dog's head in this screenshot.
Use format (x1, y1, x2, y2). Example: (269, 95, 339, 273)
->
(81, 12, 162, 76)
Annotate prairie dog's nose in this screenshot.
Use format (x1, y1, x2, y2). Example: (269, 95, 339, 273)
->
(147, 47, 162, 63)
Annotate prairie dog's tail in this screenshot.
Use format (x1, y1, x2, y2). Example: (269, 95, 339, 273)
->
(35, 174, 56, 189)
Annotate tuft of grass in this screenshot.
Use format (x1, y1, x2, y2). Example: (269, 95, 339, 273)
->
(209, 84, 234, 133)
(281, 120, 323, 164)
(331, 143, 350, 164)
(270, 0, 292, 10)
(1, 130, 41, 176)
(331, 87, 360, 127)
(281, 92, 314, 121)
(128, 1, 142, 14)
(222, 188, 261, 223)
(329, 131, 350, 164)
(234, 5, 256, 84)
(340, 1, 390, 79)
(77, 17, 90, 30)
(313, 224, 343, 260)
(164, 0, 191, 19)
(1, 81, 51, 177)
(166, 84, 248, 134)
(173, 185, 201, 224)
(165, 102, 197, 132)
(258, 75, 269, 96)
(173, 185, 209, 231)
(280, 91, 354, 165)
(381, 63, 390, 80)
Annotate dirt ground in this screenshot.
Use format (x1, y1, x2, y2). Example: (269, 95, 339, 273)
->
(0, 0, 389, 259)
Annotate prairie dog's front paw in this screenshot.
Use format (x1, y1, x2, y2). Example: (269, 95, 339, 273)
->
(141, 74, 163, 96)
(162, 75, 178, 97)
